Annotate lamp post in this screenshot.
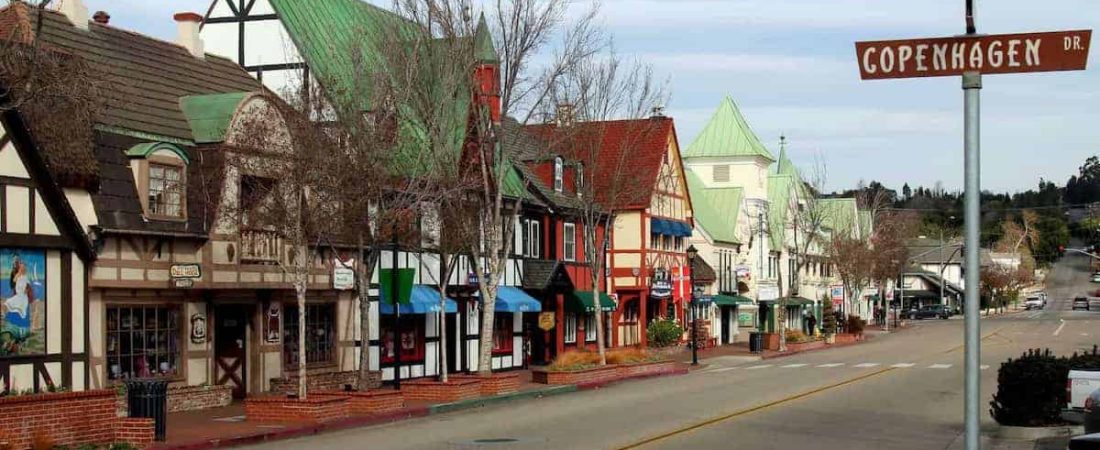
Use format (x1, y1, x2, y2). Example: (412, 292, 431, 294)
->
(687, 245, 699, 366)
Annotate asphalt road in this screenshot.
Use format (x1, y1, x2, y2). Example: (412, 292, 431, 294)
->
(248, 254, 1100, 450)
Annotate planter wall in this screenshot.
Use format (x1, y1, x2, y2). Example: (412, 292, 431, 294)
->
(269, 370, 381, 395)
(0, 390, 154, 449)
(313, 390, 405, 416)
(451, 372, 521, 396)
(832, 333, 862, 345)
(532, 365, 620, 385)
(620, 361, 680, 378)
(763, 333, 781, 350)
(399, 379, 482, 402)
(244, 395, 350, 423)
(786, 340, 826, 352)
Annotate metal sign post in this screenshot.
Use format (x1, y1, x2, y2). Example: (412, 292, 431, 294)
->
(855, 3, 1091, 448)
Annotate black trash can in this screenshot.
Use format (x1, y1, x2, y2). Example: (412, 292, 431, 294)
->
(125, 378, 168, 441)
(749, 332, 763, 353)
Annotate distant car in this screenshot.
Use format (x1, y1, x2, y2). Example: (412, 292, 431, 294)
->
(1087, 388, 1100, 434)
(1093, 274, 1100, 283)
(907, 304, 950, 320)
(1024, 297, 1044, 310)
(1074, 297, 1092, 311)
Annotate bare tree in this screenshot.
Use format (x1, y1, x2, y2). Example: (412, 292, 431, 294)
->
(779, 156, 829, 351)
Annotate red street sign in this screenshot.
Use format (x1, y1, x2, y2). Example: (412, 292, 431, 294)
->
(855, 30, 1091, 80)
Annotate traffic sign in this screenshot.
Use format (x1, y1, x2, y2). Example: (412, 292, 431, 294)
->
(855, 30, 1091, 79)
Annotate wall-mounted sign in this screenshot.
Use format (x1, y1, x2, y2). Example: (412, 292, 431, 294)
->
(738, 312, 755, 326)
(538, 312, 556, 331)
(333, 259, 355, 290)
(735, 266, 751, 279)
(264, 301, 281, 343)
(864, 288, 879, 297)
(758, 285, 779, 301)
(173, 278, 194, 288)
(650, 280, 673, 299)
(190, 313, 207, 344)
(830, 286, 845, 301)
(0, 248, 47, 357)
(170, 264, 201, 279)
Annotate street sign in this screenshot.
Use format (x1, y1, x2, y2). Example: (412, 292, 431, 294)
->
(856, 30, 1091, 80)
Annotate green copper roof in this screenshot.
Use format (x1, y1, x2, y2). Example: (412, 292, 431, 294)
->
(767, 174, 793, 250)
(502, 164, 534, 201)
(686, 170, 742, 244)
(179, 92, 251, 144)
(125, 142, 191, 164)
(859, 210, 873, 239)
(474, 13, 498, 62)
(684, 96, 775, 161)
(818, 198, 860, 236)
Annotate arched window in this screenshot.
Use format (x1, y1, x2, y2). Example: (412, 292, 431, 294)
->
(553, 156, 564, 192)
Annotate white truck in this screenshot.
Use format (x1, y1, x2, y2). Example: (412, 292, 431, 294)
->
(1065, 370, 1100, 424)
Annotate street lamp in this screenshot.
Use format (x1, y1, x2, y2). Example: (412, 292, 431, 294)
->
(686, 245, 699, 366)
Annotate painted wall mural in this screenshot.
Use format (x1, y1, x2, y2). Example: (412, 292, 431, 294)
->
(0, 248, 46, 356)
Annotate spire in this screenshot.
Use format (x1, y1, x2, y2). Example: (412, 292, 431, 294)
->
(683, 95, 775, 161)
(473, 12, 498, 63)
(776, 135, 787, 174)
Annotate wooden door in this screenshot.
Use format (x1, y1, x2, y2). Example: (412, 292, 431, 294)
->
(215, 306, 249, 399)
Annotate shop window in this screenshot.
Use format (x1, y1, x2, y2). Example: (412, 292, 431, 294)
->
(525, 218, 541, 258)
(147, 163, 184, 218)
(380, 315, 426, 363)
(554, 157, 564, 192)
(284, 303, 335, 367)
(564, 313, 577, 344)
(585, 314, 597, 342)
(650, 233, 660, 250)
(106, 306, 181, 381)
(563, 222, 576, 261)
(493, 314, 514, 354)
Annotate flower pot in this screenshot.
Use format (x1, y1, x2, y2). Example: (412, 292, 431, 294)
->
(824, 334, 836, 344)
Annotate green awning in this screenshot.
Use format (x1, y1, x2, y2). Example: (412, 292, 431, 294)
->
(713, 294, 753, 306)
(568, 291, 616, 313)
(779, 296, 815, 306)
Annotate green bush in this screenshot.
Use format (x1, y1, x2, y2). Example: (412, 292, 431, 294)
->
(821, 295, 837, 335)
(646, 318, 683, 348)
(846, 315, 864, 335)
(989, 348, 1070, 426)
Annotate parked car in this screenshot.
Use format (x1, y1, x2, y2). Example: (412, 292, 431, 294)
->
(1024, 296, 1044, 310)
(1069, 433, 1100, 450)
(1075, 297, 1092, 311)
(907, 304, 950, 320)
(1092, 273, 1100, 283)
(1087, 387, 1100, 434)
(1064, 370, 1100, 426)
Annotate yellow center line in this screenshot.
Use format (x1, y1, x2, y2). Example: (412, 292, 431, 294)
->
(613, 367, 897, 450)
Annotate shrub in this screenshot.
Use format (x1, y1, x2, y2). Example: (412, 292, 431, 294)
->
(821, 296, 837, 335)
(547, 350, 600, 372)
(646, 318, 683, 348)
(784, 329, 809, 343)
(606, 348, 653, 365)
(846, 315, 864, 335)
(989, 348, 1069, 426)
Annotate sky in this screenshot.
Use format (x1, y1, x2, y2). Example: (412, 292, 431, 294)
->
(80, 0, 1100, 194)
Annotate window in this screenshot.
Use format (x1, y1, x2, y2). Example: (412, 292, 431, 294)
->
(106, 306, 180, 380)
(554, 157, 564, 192)
(284, 303, 335, 366)
(563, 222, 576, 261)
(662, 235, 671, 251)
(493, 314, 514, 354)
(564, 313, 577, 343)
(575, 164, 584, 195)
(585, 314, 597, 342)
(525, 219, 541, 258)
(674, 236, 683, 251)
(713, 165, 730, 182)
(148, 163, 184, 218)
(650, 233, 660, 250)
(380, 315, 425, 363)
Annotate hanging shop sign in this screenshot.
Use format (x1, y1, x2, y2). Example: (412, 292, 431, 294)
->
(333, 259, 355, 290)
(538, 312, 556, 331)
(651, 269, 673, 299)
(170, 263, 201, 279)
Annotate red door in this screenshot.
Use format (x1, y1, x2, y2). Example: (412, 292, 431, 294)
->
(215, 306, 249, 398)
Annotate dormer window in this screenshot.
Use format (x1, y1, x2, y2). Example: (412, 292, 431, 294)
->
(126, 142, 190, 220)
(553, 156, 564, 192)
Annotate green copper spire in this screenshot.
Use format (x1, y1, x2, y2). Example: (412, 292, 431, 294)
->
(684, 96, 775, 161)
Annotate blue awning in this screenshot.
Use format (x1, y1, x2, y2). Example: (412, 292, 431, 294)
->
(671, 221, 693, 237)
(379, 285, 458, 314)
(494, 286, 543, 312)
(650, 217, 669, 235)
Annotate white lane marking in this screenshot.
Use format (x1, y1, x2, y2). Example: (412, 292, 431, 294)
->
(1082, 333, 1091, 337)
(817, 363, 844, 368)
(891, 363, 916, 368)
(1054, 319, 1067, 336)
(780, 363, 807, 368)
(980, 365, 990, 370)
(854, 363, 880, 368)
(745, 364, 772, 370)
(929, 364, 953, 369)
(709, 367, 738, 373)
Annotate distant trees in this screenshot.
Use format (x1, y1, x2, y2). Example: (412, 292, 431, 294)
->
(1065, 156, 1100, 205)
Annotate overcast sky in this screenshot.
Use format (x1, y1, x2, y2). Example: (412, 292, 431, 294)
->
(82, 0, 1100, 194)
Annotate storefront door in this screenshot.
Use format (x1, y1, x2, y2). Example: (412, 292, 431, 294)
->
(720, 306, 731, 344)
(215, 305, 249, 399)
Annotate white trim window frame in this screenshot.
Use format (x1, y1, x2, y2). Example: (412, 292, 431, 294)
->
(554, 157, 564, 192)
(563, 222, 576, 262)
(564, 313, 577, 343)
(585, 313, 597, 342)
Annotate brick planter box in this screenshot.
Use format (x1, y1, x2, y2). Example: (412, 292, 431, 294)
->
(832, 333, 862, 345)
(399, 379, 482, 402)
(763, 332, 781, 350)
(244, 395, 350, 424)
(531, 365, 620, 385)
(269, 370, 381, 395)
(312, 389, 405, 416)
(450, 372, 521, 396)
(619, 360, 679, 378)
(786, 340, 826, 352)
(0, 389, 154, 449)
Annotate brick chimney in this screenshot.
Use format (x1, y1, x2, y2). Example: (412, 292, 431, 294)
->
(59, 0, 89, 30)
(173, 12, 204, 59)
(92, 11, 110, 25)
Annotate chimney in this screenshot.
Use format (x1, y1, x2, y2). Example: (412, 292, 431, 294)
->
(92, 11, 110, 25)
(59, 0, 89, 30)
(555, 103, 575, 127)
(173, 12, 205, 59)
(650, 105, 666, 118)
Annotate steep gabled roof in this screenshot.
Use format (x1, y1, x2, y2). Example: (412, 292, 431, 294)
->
(818, 197, 860, 236)
(684, 96, 774, 161)
(767, 173, 793, 249)
(686, 170, 742, 244)
(526, 117, 675, 210)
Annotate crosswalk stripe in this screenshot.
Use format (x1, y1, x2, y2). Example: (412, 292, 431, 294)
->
(929, 364, 952, 369)
(780, 364, 807, 368)
(745, 364, 773, 370)
(980, 365, 990, 370)
(891, 363, 915, 368)
(854, 363, 880, 368)
(817, 363, 844, 368)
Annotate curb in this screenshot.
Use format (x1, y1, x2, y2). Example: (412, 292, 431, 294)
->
(428, 385, 577, 414)
(575, 367, 690, 390)
(990, 424, 1084, 440)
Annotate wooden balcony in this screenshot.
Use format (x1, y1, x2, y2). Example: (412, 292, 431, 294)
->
(240, 229, 284, 265)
